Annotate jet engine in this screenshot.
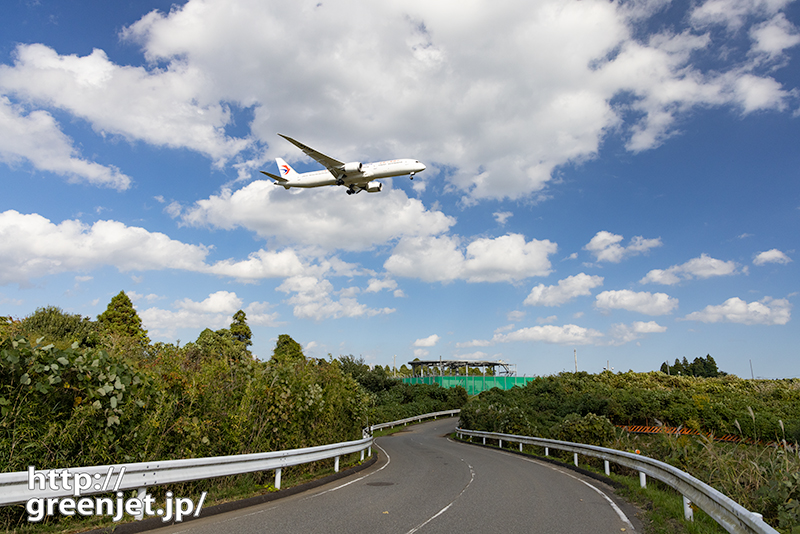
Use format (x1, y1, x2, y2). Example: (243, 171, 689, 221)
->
(366, 181, 383, 193)
(343, 162, 363, 174)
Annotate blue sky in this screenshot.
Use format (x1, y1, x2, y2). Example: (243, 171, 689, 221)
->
(1, 0, 798, 378)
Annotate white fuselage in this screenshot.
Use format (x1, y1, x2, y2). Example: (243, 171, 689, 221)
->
(285, 159, 425, 188)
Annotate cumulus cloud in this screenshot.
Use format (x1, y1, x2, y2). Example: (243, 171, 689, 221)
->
(413, 334, 440, 347)
(595, 289, 679, 315)
(493, 324, 604, 345)
(385, 233, 556, 283)
(524, 273, 604, 306)
(0, 96, 130, 190)
(365, 278, 399, 293)
(584, 231, 662, 263)
(277, 275, 394, 321)
(460, 319, 666, 347)
(0, 44, 249, 164)
(182, 181, 455, 253)
(0, 210, 315, 285)
(0, 210, 209, 285)
(608, 321, 667, 345)
(640, 253, 738, 285)
(141, 292, 280, 339)
(753, 248, 792, 265)
(0, 0, 793, 201)
(683, 296, 791, 325)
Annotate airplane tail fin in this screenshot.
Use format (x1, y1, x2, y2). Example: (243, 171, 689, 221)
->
(276, 158, 299, 180)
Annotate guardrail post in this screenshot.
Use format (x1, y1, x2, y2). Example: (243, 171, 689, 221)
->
(499, 439, 503, 448)
(135, 487, 146, 520)
(482, 437, 486, 445)
(519, 443, 523, 452)
(335, 456, 340, 473)
(604, 460, 610, 476)
(361, 449, 365, 461)
(573, 453, 578, 467)
(683, 495, 693, 522)
(545, 447, 549, 456)
(368, 445, 372, 457)
(639, 472, 646, 488)
(275, 468, 282, 490)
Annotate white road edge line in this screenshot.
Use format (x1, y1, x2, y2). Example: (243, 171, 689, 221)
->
(307, 442, 392, 499)
(511, 451, 636, 532)
(404, 458, 475, 534)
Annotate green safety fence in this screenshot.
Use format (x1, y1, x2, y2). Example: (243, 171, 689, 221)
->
(402, 376, 536, 395)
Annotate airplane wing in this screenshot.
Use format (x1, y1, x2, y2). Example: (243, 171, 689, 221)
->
(278, 134, 344, 172)
(260, 170, 288, 183)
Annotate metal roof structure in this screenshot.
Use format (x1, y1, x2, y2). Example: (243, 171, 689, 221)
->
(408, 359, 515, 377)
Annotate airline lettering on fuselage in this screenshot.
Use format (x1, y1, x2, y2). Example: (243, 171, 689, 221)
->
(260, 135, 426, 196)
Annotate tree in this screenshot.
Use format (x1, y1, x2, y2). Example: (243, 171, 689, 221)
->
(229, 310, 252, 347)
(97, 291, 150, 346)
(20, 306, 100, 348)
(272, 334, 305, 364)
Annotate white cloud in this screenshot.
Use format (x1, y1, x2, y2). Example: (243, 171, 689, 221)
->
(524, 273, 604, 306)
(182, 181, 455, 253)
(0, 96, 130, 190)
(493, 211, 513, 225)
(0, 210, 312, 285)
(750, 14, 800, 60)
(595, 289, 679, 315)
(140, 292, 280, 339)
(537, 315, 558, 324)
(413, 334, 440, 347)
(277, 275, 394, 321)
(683, 296, 791, 325)
(584, 231, 662, 263)
(640, 253, 738, 284)
(413, 348, 430, 358)
(365, 278, 398, 293)
(507, 310, 526, 321)
(493, 324, 604, 345)
(0, 210, 209, 285)
(0, 0, 786, 201)
(753, 248, 792, 265)
(385, 233, 556, 283)
(608, 321, 667, 345)
(0, 44, 249, 164)
(690, 0, 793, 31)
(174, 291, 243, 314)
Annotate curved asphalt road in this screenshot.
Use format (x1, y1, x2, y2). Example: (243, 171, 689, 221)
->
(154, 418, 641, 533)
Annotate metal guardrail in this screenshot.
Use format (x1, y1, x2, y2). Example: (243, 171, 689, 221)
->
(456, 428, 778, 534)
(0, 410, 461, 508)
(369, 409, 461, 433)
(0, 437, 371, 507)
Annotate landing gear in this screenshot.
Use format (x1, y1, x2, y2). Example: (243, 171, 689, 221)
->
(346, 189, 354, 195)
(336, 178, 345, 186)
(410, 172, 415, 180)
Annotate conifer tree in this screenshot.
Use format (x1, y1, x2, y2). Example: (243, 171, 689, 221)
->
(272, 334, 305, 364)
(97, 291, 150, 346)
(229, 310, 252, 347)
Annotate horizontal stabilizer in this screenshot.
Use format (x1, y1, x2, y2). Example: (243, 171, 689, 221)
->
(261, 170, 288, 183)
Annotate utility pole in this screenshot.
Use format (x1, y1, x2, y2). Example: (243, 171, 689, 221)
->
(574, 349, 578, 373)
(750, 359, 755, 380)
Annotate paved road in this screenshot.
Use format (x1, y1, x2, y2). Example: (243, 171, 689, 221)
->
(155, 418, 641, 533)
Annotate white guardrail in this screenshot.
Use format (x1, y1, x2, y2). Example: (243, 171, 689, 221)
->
(0, 410, 460, 509)
(456, 427, 778, 534)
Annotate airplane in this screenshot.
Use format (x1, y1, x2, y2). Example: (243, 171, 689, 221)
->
(261, 134, 426, 195)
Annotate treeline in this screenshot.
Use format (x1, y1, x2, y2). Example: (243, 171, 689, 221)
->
(460, 371, 800, 442)
(0, 292, 463, 486)
(338, 355, 468, 424)
(659, 354, 726, 377)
